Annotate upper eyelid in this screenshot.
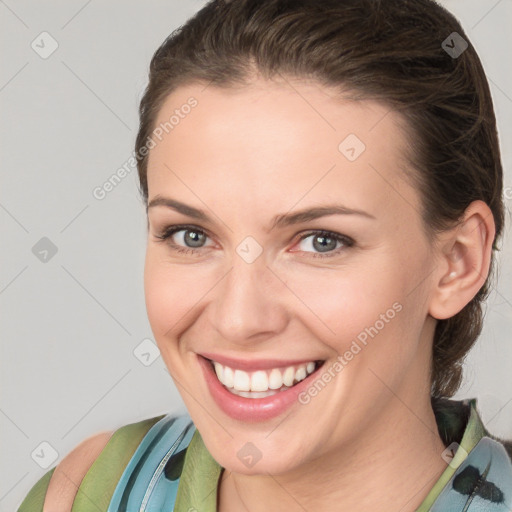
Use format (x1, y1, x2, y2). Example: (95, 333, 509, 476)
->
(157, 224, 213, 240)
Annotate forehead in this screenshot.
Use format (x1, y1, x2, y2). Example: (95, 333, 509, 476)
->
(146, 78, 420, 223)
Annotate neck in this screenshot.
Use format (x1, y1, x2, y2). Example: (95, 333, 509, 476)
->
(217, 394, 448, 512)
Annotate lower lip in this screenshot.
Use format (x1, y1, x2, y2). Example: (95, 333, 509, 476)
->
(198, 355, 323, 422)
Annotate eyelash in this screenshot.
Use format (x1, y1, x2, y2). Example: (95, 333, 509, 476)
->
(153, 224, 355, 259)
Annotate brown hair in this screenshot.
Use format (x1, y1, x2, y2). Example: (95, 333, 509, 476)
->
(135, 0, 505, 398)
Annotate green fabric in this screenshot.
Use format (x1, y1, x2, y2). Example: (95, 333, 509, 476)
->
(16, 414, 165, 512)
(174, 428, 223, 512)
(17, 467, 56, 512)
(174, 398, 488, 512)
(71, 414, 166, 511)
(416, 398, 485, 511)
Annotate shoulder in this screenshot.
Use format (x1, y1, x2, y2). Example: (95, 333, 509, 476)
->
(16, 413, 167, 512)
(43, 429, 113, 511)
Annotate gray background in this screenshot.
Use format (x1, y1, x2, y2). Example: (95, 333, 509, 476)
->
(1, 1, 511, 510)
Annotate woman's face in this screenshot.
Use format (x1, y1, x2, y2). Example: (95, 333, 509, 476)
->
(144, 78, 441, 474)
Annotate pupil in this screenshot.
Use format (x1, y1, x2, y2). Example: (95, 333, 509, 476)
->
(313, 235, 336, 253)
(185, 230, 205, 248)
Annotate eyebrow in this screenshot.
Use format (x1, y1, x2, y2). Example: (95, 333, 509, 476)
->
(147, 196, 375, 231)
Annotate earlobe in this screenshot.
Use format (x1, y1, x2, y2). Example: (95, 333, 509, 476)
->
(428, 200, 495, 320)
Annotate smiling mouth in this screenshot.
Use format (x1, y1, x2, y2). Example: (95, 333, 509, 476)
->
(207, 358, 325, 398)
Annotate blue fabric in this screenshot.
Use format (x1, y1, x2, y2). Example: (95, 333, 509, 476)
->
(430, 436, 512, 511)
(107, 415, 195, 512)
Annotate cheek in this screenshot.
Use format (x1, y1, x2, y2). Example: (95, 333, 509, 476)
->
(143, 249, 221, 345)
(292, 261, 425, 385)
(286, 264, 403, 349)
(143, 253, 199, 378)
(143, 251, 190, 339)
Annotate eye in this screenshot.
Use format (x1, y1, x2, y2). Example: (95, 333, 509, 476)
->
(153, 224, 213, 256)
(293, 230, 354, 259)
(153, 224, 354, 259)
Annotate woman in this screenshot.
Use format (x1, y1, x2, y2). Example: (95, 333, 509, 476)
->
(18, 0, 511, 510)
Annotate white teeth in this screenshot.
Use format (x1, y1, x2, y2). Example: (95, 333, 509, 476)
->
(283, 366, 295, 387)
(213, 362, 223, 381)
(233, 369, 250, 391)
(295, 366, 307, 383)
(268, 368, 283, 389)
(211, 359, 319, 395)
(250, 370, 269, 392)
(231, 389, 280, 398)
(223, 366, 234, 388)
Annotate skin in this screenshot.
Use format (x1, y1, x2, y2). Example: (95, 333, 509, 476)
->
(143, 76, 495, 512)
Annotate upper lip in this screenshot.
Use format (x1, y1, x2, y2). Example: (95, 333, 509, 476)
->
(199, 352, 323, 371)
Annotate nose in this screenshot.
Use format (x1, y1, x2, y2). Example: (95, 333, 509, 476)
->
(208, 256, 288, 346)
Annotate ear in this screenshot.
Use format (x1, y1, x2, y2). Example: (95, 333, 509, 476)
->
(428, 200, 496, 320)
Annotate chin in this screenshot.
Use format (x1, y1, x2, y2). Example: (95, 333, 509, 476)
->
(205, 434, 308, 476)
